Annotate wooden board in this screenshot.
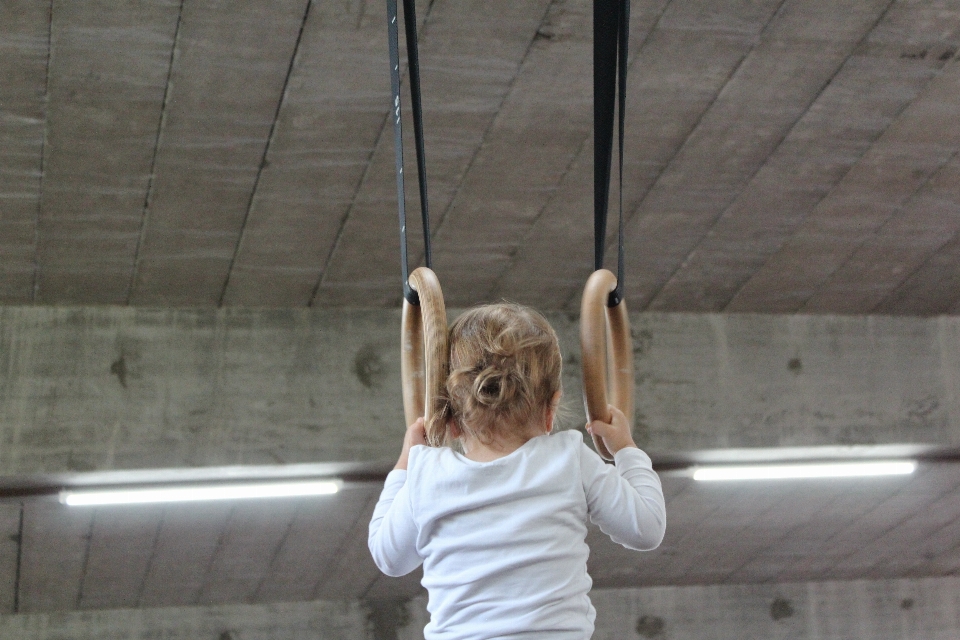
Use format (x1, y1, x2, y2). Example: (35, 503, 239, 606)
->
(0, 504, 22, 613)
(430, 0, 649, 307)
(221, 1, 393, 306)
(805, 154, 960, 313)
(619, 0, 892, 311)
(313, 493, 382, 600)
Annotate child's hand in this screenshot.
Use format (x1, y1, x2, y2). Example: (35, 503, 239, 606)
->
(394, 417, 427, 471)
(586, 405, 637, 456)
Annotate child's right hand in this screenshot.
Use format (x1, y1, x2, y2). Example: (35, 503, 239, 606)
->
(586, 405, 638, 456)
(394, 417, 427, 471)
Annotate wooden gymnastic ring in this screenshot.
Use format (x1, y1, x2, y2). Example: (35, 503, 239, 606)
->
(401, 267, 449, 446)
(580, 269, 634, 461)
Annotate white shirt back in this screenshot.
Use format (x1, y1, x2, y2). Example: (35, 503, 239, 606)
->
(368, 429, 665, 640)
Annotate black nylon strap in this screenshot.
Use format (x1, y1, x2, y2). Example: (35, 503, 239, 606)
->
(594, 0, 629, 307)
(387, 0, 431, 305)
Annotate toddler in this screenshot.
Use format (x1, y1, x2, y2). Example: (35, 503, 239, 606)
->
(368, 303, 666, 639)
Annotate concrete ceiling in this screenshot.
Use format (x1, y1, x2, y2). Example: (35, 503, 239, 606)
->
(4, 0, 960, 621)
(2, 460, 958, 613)
(2, 0, 960, 313)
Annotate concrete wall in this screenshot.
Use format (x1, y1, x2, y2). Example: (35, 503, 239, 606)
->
(0, 576, 957, 639)
(0, 599, 427, 640)
(2, 307, 959, 474)
(589, 577, 960, 640)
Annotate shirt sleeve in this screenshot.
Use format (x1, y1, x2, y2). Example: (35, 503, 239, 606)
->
(580, 443, 666, 551)
(367, 469, 423, 577)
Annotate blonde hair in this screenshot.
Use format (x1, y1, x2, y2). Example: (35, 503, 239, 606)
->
(428, 303, 562, 447)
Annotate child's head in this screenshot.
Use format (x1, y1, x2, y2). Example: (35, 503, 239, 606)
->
(431, 303, 562, 447)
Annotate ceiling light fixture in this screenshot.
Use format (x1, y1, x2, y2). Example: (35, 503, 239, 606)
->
(693, 460, 917, 482)
(60, 479, 341, 506)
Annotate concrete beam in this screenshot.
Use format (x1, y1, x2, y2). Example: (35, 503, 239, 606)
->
(0, 577, 957, 639)
(1, 306, 959, 475)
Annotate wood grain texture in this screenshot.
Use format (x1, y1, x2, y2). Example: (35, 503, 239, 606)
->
(495, 0, 787, 310)
(429, 0, 668, 307)
(220, 1, 392, 306)
(618, 0, 893, 311)
(254, 487, 379, 603)
(313, 493, 381, 600)
(730, 54, 960, 312)
(804, 154, 960, 313)
(4, 1, 960, 315)
(403, 267, 448, 445)
(877, 230, 960, 316)
(579, 269, 632, 460)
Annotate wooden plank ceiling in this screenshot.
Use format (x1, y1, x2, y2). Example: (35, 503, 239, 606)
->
(2, 0, 960, 313)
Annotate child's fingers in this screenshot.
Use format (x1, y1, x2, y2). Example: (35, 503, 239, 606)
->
(587, 406, 619, 432)
(586, 416, 614, 439)
(587, 405, 635, 454)
(608, 405, 629, 428)
(406, 417, 427, 446)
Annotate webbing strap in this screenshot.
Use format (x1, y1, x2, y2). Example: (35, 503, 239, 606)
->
(593, 0, 629, 307)
(387, 0, 431, 305)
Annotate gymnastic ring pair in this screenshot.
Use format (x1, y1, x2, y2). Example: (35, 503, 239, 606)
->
(401, 267, 632, 461)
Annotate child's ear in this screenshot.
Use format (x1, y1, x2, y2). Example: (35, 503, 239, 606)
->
(551, 390, 562, 410)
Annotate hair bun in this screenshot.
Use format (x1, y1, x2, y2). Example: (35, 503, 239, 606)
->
(472, 362, 520, 410)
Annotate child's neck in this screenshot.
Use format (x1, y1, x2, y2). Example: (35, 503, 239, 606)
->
(460, 430, 543, 462)
(457, 397, 559, 462)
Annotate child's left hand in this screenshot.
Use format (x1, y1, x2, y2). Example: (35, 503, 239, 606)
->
(394, 417, 426, 471)
(586, 405, 637, 456)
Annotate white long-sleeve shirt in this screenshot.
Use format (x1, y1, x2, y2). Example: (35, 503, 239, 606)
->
(367, 429, 666, 640)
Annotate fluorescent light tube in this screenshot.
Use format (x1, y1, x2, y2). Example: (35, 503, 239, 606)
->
(60, 479, 340, 506)
(693, 460, 917, 482)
